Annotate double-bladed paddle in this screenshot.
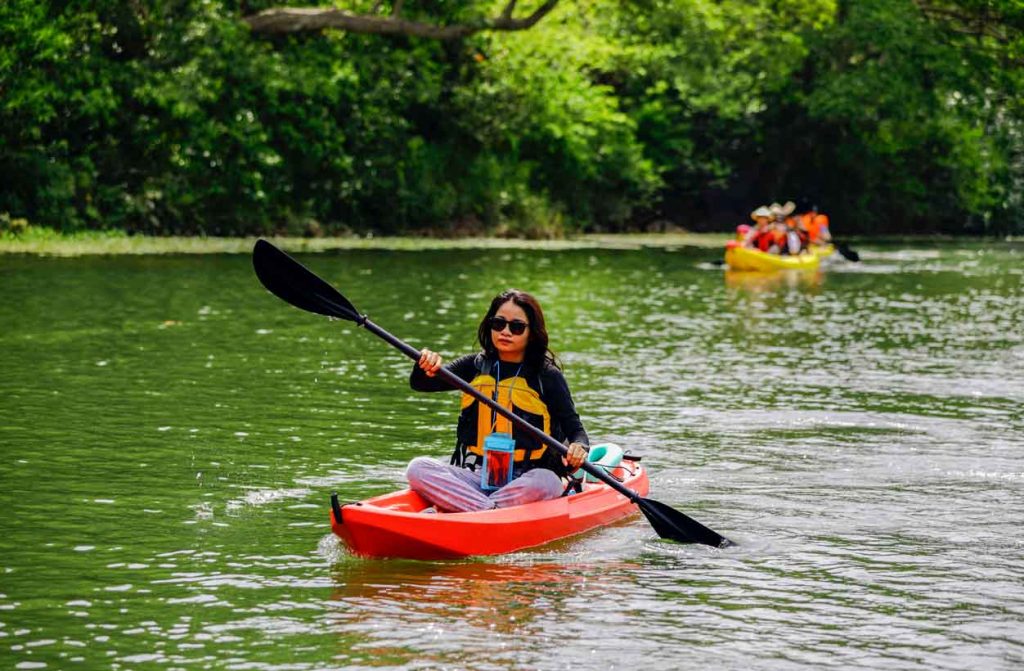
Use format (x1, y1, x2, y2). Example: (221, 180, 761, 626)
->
(252, 239, 734, 549)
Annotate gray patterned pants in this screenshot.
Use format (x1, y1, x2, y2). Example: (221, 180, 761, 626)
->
(405, 456, 564, 513)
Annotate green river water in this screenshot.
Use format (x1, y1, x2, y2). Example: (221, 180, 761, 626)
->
(1, 241, 1022, 670)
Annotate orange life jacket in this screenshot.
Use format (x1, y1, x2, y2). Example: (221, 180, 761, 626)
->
(804, 214, 820, 242)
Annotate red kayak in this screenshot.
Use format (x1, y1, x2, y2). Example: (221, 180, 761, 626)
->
(330, 460, 649, 560)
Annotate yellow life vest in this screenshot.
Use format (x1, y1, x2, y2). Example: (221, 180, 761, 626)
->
(458, 373, 551, 464)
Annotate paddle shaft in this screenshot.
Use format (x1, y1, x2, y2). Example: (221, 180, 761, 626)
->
(357, 317, 642, 503)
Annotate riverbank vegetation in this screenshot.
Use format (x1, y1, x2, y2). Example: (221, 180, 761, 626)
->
(2, 0, 1021, 237)
(0, 223, 733, 255)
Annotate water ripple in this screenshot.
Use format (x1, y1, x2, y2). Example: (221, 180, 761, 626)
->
(1, 245, 1022, 670)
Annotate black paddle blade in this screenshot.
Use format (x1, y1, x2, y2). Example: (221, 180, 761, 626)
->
(638, 497, 734, 548)
(252, 239, 361, 321)
(836, 243, 860, 262)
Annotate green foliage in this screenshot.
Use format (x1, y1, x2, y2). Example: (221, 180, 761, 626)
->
(780, 0, 1024, 233)
(1, 0, 1021, 235)
(603, 0, 837, 203)
(453, 19, 660, 231)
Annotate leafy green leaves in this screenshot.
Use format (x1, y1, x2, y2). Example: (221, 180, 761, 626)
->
(1, 0, 1021, 234)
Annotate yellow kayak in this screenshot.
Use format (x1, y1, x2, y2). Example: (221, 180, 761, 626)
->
(724, 243, 834, 272)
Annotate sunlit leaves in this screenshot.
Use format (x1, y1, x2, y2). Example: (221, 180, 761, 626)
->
(1, 0, 1021, 234)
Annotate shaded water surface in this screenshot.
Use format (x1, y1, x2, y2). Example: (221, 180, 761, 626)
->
(1, 242, 1022, 669)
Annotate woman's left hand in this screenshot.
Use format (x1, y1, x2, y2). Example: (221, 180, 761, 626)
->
(565, 442, 588, 470)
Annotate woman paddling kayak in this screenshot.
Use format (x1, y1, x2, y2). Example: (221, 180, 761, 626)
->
(251, 240, 733, 551)
(405, 289, 589, 513)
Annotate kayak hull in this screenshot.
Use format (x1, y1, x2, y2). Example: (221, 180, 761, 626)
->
(725, 243, 834, 271)
(331, 462, 649, 560)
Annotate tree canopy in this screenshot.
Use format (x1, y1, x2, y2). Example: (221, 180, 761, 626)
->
(1, 0, 1021, 236)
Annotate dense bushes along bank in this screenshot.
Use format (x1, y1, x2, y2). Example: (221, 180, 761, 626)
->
(2, 0, 1021, 237)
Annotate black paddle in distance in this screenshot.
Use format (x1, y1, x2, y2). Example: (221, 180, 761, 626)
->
(833, 242, 860, 262)
(252, 239, 734, 549)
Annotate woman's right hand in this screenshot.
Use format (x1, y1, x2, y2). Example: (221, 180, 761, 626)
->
(418, 348, 443, 377)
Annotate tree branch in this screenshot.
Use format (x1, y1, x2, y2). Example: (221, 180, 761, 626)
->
(244, 1, 560, 40)
(501, 0, 518, 21)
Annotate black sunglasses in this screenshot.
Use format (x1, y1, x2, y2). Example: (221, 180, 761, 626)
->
(489, 317, 529, 335)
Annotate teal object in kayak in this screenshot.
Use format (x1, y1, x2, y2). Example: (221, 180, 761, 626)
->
(575, 443, 625, 482)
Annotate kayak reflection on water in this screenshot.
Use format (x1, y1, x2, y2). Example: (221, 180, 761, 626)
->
(724, 269, 824, 293)
(328, 559, 632, 632)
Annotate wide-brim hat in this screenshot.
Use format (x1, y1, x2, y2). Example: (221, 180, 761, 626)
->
(770, 201, 796, 217)
(750, 206, 772, 220)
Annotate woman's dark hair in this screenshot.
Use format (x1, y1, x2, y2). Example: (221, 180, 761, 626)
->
(477, 289, 560, 370)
